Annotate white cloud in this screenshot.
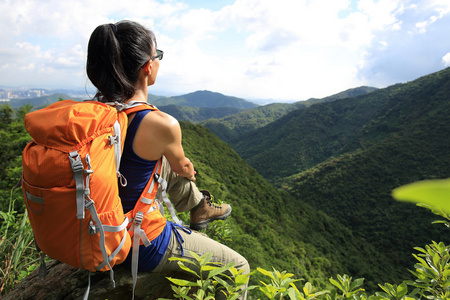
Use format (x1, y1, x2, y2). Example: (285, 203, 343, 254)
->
(0, 0, 449, 101)
(443, 53, 450, 67)
(356, 0, 450, 87)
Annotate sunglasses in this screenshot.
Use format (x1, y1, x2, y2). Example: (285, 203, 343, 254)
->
(152, 49, 164, 61)
(141, 49, 163, 69)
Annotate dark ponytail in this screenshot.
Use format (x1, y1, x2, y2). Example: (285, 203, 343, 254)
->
(86, 20, 156, 103)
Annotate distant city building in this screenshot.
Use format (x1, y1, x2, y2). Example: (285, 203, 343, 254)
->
(27, 89, 45, 98)
(0, 88, 47, 101)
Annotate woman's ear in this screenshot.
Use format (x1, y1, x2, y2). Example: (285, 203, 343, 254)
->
(143, 60, 152, 75)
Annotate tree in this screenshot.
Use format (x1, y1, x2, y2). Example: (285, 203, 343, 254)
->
(0, 104, 13, 130)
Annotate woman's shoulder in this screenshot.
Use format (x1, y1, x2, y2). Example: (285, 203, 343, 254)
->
(140, 109, 180, 136)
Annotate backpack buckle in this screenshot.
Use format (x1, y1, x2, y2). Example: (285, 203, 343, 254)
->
(109, 135, 119, 145)
(88, 220, 98, 235)
(69, 151, 83, 173)
(134, 211, 144, 226)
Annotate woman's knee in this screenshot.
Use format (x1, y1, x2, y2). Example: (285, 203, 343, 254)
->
(236, 253, 250, 274)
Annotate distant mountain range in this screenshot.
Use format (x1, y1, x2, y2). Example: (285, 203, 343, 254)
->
(6, 86, 377, 115)
(6, 90, 258, 112)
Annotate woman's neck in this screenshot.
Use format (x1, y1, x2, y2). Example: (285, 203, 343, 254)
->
(129, 87, 148, 103)
(129, 66, 151, 103)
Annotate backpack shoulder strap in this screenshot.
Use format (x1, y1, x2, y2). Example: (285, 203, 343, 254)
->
(102, 101, 159, 115)
(125, 102, 159, 115)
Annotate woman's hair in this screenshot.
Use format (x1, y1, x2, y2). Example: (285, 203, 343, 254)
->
(86, 20, 157, 103)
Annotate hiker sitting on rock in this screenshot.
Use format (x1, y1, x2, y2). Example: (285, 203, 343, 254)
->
(86, 20, 249, 299)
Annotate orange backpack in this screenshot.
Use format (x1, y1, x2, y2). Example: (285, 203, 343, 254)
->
(21, 100, 178, 299)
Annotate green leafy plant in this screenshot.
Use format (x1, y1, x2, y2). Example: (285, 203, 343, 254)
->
(0, 194, 39, 295)
(328, 274, 365, 299)
(161, 251, 252, 300)
(376, 282, 418, 299)
(392, 178, 450, 299)
(214, 266, 253, 300)
(257, 267, 300, 299)
(256, 267, 328, 300)
(406, 241, 450, 299)
(392, 178, 450, 214)
(287, 281, 329, 300)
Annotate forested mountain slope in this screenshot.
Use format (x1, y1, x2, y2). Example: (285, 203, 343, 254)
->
(233, 68, 450, 182)
(179, 122, 406, 290)
(283, 121, 450, 273)
(202, 102, 299, 142)
(158, 104, 241, 123)
(229, 67, 450, 276)
(202, 86, 377, 143)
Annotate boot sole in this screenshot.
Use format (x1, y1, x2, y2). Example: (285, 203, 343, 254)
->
(190, 206, 232, 231)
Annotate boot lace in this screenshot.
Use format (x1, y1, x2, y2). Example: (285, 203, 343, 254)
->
(207, 199, 222, 210)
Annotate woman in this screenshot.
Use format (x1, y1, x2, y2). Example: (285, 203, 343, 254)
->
(86, 20, 249, 299)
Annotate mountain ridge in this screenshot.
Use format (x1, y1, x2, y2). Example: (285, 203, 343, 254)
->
(202, 86, 378, 142)
(152, 90, 258, 109)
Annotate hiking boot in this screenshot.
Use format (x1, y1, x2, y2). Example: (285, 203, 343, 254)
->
(190, 190, 232, 231)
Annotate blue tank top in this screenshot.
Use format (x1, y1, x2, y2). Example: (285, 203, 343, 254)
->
(119, 110, 158, 212)
(118, 110, 190, 272)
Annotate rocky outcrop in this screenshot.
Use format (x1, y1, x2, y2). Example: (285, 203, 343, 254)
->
(4, 260, 193, 300)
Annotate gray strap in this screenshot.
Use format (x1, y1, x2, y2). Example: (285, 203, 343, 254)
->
(25, 191, 43, 204)
(141, 173, 157, 201)
(94, 217, 129, 270)
(140, 229, 151, 247)
(84, 154, 93, 196)
(156, 174, 183, 226)
(141, 200, 158, 214)
(69, 151, 85, 219)
(129, 221, 152, 248)
(38, 252, 47, 282)
(131, 212, 144, 300)
(109, 120, 128, 188)
(104, 101, 149, 112)
(94, 223, 129, 271)
(112, 121, 122, 176)
(102, 217, 129, 233)
(82, 272, 92, 300)
(25, 190, 45, 214)
(85, 199, 115, 287)
(108, 229, 129, 263)
(140, 196, 153, 205)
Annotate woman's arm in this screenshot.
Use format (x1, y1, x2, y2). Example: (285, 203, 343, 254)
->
(132, 110, 196, 181)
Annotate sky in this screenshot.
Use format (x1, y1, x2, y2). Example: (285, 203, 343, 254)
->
(0, 0, 449, 103)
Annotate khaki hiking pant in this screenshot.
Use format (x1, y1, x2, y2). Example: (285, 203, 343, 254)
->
(154, 156, 249, 300)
